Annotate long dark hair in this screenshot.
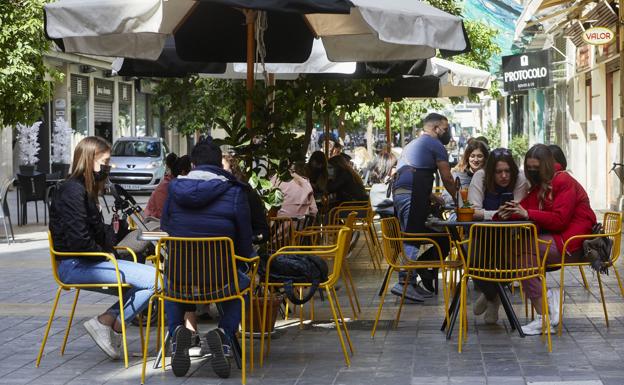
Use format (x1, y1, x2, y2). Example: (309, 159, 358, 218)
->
(305, 151, 328, 192)
(368, 151, 397, 184)
(548, 144, 567, 170)
(484, 148, 519, 194)
(328, 154, 364, 187)
(455, 140, 489, 173)
(69, 136, 111, 201)
(525, 144, 556, 208)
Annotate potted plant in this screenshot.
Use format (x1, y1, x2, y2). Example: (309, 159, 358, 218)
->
(51, 117, 73, 178)
(16, 121, 42, 175)
(456, 200, 475, 222)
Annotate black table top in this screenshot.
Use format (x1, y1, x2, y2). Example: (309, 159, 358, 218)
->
(427, 218, 533, 227)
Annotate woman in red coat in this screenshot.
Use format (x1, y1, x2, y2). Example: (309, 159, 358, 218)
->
(502, 144, 596, 335)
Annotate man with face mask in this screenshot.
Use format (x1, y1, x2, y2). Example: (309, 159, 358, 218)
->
(389, 113, 457, 302)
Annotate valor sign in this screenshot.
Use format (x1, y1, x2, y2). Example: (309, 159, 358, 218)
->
(502, 50, 552, 93)
(582, 27, 615, 45)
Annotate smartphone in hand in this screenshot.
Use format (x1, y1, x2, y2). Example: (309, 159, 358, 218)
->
(500, 192, 514, 206)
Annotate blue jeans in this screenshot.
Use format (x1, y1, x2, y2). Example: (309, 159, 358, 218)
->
(58, 258, 156, 322)
(164, 271, 250, 341)
(393, 193, 450, 283)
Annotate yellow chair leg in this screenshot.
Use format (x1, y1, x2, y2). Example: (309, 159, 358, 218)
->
(331, 287, 354, 355)
(363, 229, 379, 270)
(597, 272, 609, 327)
(284, 299, 289, 321)
(249, 290, 254, 373)
(579, 266, 590, 290)
(612, 264, 624, 298)
(541, 278, 552, 352)
(298, 287, 304, 329)
(138, 314, 144, 355)
(160, 299, 166, 372)
(458, 276, 467, 353)
(61, 289, 80, 355)
(325, 287, 350, 366)
(341, 273, 358, 320)
(36, 287, 62, 367)
(372, 268, 394, 338)
(260, 287, 270, 367)
(394, 271, 410, 328)
(343, 263, 361, 314)
(141, 297, 155, 384)
(241, 297, 246, 385)
(116, 285, 129, 368)
(309, 295, 315, 322)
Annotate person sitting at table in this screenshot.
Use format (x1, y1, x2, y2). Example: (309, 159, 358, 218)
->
(368, 151, 397, 218)
(327, 152, 368, 206)
(272, 162, 318, 219)
(305, 150, 329, 200)
(548, 144, 567, 171)
(161, 138, 255, 378)
(442, 140, 489, 206)
(144, 154, 192, 218)
(49, 136, 155, 360)
(500, 144, 596, 335)
(467, 147, 528, 324)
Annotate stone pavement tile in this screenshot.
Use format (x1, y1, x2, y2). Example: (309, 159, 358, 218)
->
(448, 376, 486, 384)
(524, 375, 563, 383)
(410, 376, 448, 385)
(601, 376, 624, 385)
(486, 376, 525, 385)
(333, 370, 380, 385)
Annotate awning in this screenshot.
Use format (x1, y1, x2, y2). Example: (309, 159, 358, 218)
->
(427, 58, 492, 92)
(513, 0, 580, 40)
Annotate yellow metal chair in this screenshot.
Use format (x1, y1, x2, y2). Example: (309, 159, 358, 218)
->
(36, 232, 141, 368)
(330, 203, 382, 269)
(548, 211, 623, 334)
(293, 213, 360, 320)
(259, 228, 354, 367)
(455, 223, 553, 353)
(372, 217, 460, 337)
(140, 236, 259, 385)
(268, 216, 295, 255)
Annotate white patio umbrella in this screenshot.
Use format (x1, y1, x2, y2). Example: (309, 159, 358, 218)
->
(45, 0, 470, 130)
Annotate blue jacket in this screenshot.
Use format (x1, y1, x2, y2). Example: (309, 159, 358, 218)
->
(160, 165, 255, 259)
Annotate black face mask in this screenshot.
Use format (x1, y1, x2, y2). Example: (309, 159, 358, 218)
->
(438, 130, 451, 145)
(93, 164, 111, 182)
(526, 169, 541, 185)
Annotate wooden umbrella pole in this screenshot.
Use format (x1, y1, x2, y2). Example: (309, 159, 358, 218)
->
(245, 10, 256, 131)
(385, 97, 391, 151)
(324, 113, 330, 157)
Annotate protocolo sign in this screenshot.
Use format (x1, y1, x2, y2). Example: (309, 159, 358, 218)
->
(502, 50, 552, 93)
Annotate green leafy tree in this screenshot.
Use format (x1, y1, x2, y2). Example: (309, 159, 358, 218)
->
(0, 0, 61, 128)
(483, 121, 502, 149)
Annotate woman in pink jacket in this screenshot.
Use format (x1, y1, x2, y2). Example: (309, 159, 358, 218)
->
(143, 154, 191, 218)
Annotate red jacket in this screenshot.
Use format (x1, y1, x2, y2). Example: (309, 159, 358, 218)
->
(520, 167, 596, 253)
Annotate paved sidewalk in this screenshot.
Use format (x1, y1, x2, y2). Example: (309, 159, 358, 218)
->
(1, 191, 624, 384)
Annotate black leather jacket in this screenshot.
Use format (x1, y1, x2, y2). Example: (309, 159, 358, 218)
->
(49, 178, 115, 258)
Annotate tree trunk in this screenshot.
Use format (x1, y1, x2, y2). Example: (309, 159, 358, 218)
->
(302, 103, 314, 158)
(366, 116, 374, 158)
(338, 110, 346, 139)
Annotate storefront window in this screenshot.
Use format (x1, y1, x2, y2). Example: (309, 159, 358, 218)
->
(119, 83, 132, 137)
(71, 75, 89, 136)
(135, 91, 146, 137)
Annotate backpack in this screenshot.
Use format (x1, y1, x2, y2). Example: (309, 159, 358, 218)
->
(584, 223, 613, 275)
(261, 254, 329, 305)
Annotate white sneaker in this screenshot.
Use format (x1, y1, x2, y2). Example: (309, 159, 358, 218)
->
(83, 317, 120, 359)
(521, 315, 555, 336)
(547, 289, 560, 327)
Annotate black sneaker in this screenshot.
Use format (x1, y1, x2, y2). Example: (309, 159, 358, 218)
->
(206, 328, 231, 378)
(171, 326, 192, 377)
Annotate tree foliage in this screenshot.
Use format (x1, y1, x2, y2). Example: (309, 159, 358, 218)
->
(0, 0, 61, 128)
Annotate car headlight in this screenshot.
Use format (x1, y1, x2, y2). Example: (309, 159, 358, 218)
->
(145, 161, 160, 169)
(110, 163, 117, 169)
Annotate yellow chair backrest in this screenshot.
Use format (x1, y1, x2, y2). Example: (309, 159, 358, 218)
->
(295, 212, 356, 247)
(380, 217, 410, 266)
(323, 227, 352, 287)
(602, 211, 622, 263)
(460, 223, 545, 282)
(268, 216, 295, 254)
(155, 236, 244, 302)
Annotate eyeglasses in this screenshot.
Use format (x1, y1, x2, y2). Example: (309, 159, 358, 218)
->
(491, 148, 512, 157)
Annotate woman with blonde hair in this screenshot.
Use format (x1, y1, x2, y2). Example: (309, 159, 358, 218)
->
(49, 136, 155, 360)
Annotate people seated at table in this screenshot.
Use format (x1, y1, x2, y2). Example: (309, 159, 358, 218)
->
(161, 138, 255, 378)
(222, 154, 269, 244)
(500, 144, 596, 335)
(453, 140, 489, 189)
(305, 150, 329, 199)
(327, 152, 368, 205)
(368, 151, 397, 217)
(548, 144, 567, 170)
(272, 162, 318, 219)
(392, 113, 457, 301)
(144, 154, 191, 218)
(467, 147, 528, 323)
(49, 136, 155, 360)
